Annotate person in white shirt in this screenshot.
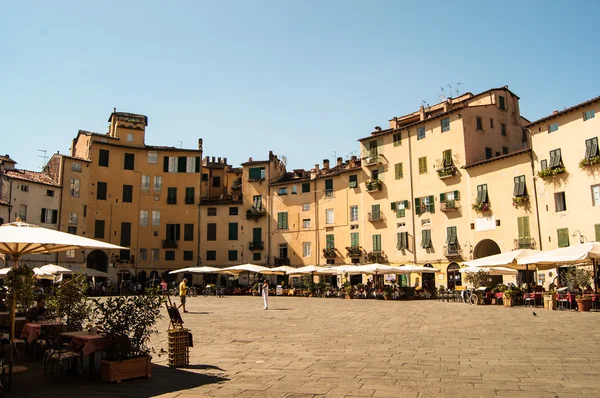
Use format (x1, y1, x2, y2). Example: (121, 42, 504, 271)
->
(262, 280, 269, 310)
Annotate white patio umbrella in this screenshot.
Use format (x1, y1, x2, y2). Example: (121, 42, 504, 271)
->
(358, 263, 408, 275)
(0, 221, 126, 342)
(79, 267, 110, 277)
(260, 265, 296, 275)
(464, 249, 540, 269)
(37, 264, 75, 275)
(219, 263, 271, 274)
(459, 266, 518, 276)
(328, 265, 364, 274)
(286, 265, 338, 275)
(168, 267, 219, 274)
(516, 242, 600, 269)
(397, 264, 441, 273)
(0, 267, 54, 279)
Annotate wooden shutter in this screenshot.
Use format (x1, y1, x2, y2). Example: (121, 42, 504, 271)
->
(443, 149, 452, 166)
(282, 212, 288, 229)
(277, 213, 283, 229)
(184, 224, 194, 241)
(517, 217, 524, 239)
(481, 185, 488, 203)
(557, 229, 564, 247)
(446, 226, 457, 245)
(326, 234, 334, 249)
(325, 179, 333, 190)
(51, 210, 58, 224)
(585, 139, 592, 159)
(253, 228, 261, 243)
(595, 224, 600, 242)
(513, 177, 520, 196)
(540, 160, 547, 171)
(454, 191, 460, 201)
(163, 156, 169, 172)
(397, 233, 402, 250)
(40, 208, 46, 223)
(373, 234, 381, 251)
(395, 163, 403, 179)
(440, 193, 446, 202)
(302, 182, 310, 193)
(351, 232, 359, 248)
(428, 195, 435, 213)
(397, 208, 405, 218)
(415, 197, 421, 215)
(372, 204, 380, 220)
(195, 157, 201, 172)
(592, 138, 599, 157)
(391, 202, 397, 211)
(522, 216, 530, 238)
(177, 157, 186, 173)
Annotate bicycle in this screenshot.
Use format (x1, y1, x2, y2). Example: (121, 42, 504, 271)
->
(462, 288, 479, 305)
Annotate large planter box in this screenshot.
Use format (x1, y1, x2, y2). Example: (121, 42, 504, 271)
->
(576, 298, 592, 312)
(543, 296, 557, 311)
(102, 355, 152, 383)
(503, 298, 513, 307)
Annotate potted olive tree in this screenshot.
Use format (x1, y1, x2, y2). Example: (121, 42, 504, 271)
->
(563, 268, 593, 312)
(92, 288, 163, 383)
(47, 274, 91, 331)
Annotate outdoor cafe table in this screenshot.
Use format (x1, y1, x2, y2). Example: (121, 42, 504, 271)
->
(60, 330, 111, 380)
(20, 321, 62, 344)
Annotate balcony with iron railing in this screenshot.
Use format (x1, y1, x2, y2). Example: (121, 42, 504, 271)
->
(443, 244, 463, 259)
(363, 154, 382, 165)
(365, 179, 383, 193)
(162, 240, 178, 249)
(345, 246, 362, 257)
(322, 247, 337, 258)
(249, 241, 264, 251)
(246, 207, 267, 221)
(441, 200, 460, 212)
(368, 212, 385, 222)
(514, 237, 537, 250)
(436, 166, 457, 179)
(274, 257, 290, 266)
(366, 251, 386, 263)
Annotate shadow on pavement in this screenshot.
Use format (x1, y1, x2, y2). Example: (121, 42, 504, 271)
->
(11, 361, 228, 398)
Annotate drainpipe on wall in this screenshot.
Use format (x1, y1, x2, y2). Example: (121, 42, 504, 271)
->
(526, 128, 543, 251)
(7, 178, 14, 223)
(314, 178, 319, 267)
(197, 139, 203, 268)
(407, 127, 418, 264)
(267, 161, 271, 266)
(56, 156, 65, 266)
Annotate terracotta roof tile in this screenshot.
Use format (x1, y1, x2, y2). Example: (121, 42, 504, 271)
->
(241, 160, 270, 166)
(5, 169, 60, 187)
(463, 148, 531, 169)
(525, 95, 600, 127)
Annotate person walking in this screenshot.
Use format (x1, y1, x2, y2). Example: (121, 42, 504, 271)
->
(262, 279, 269, 310)
(179, 278, 189, 313)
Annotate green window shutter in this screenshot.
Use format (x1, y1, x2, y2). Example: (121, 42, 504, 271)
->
(372, 204, 380, 219)
(540, 160, 547, 171)
(415, 197, 421, 215)
(522, 216, 530, 238)
(454, 191, 460, 201)
(397, 208, 405, 218)
(519, 176, 525, 196)
(253, 227, 261, 243)
(373, 234, 381, 251)
(283, 212, 288, 229)
(482, 184, 488, 202)
(440, 193, 446, 202)
(443, 149, 452, 166)
(595, 224, 600, 242)
(404, 200, 409, 209)
(302, 182, 310, 193)
(325, 179, 333, 190)
(249, 168, 261, 180)
(428, 195, 435, 213)
(277, 213, 283, 229)
(421, 230, 428, 248)
(228, 223, 238, 240)
(395, 163, 403, 180)
(397, 233, 402, 250)
(445, 227, 452, 245)
(326, 234, 335, 249)
(557, 229, 564, 247)
(476, 185, 482, 203)
(450, 226, 457, 244)
(592, 138, 598, 157)
(517, 217, 524, 239)
(393, 132, 401, 146)
(351, 232, 359, 248)
(585, 139, 592, 159)
(163, 156, 169, 172)
(177, 156, 186, 173)
(391, 202, 397, 211)
(513, 177, 520, 197)
(195, 157, 201, 172)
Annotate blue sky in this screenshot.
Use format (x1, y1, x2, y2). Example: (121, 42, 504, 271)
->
(2, 0, 599, 171)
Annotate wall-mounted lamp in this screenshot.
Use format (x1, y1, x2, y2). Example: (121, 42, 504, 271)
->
(572, 230, 587, 244)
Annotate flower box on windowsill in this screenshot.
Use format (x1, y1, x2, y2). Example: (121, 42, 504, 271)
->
(512, 195, 529, 208)
(537, 165, 566, 178)
(322, 248, 337, 258)
(436, 166, 456, 179)
(345, 247, 362, 258)
(579, 156, 600, 168)
(471, 202, 491, 213)
(365, 179, 382, 193)
(367, 251, 386, 263)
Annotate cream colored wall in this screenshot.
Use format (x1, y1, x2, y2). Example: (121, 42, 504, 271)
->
(200, 204, 244, 266)
(241, 162, 271, 264)
(112, 124, 145, 147)
(531, 101, 600, 249)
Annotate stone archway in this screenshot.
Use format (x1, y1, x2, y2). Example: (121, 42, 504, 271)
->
(422, 263, 435, 291)
(474, 239, 501, 259)
(87, 250, 108, 273)
(447, 262, 461, 289)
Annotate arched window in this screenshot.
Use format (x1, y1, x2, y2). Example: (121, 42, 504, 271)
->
(447, 262, 461, 289)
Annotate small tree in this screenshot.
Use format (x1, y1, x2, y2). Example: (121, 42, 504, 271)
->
(6, 266, 36, 312)
(464, 269, 489, 288)
(562, 268, 592, 297)
(47, 273, 91, 331)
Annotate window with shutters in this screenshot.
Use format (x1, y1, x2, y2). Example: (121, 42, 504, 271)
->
(326, 209, 334, 224)
(397, 232, 408, 250)
(549, 149, 563, 168)
(207, 223, 217, 241)
(71, 163, 81, 172)
(476, 117, 483, 130)
(368, 140, 379, 157)
(418, 157, 427, 174)
(370, 204, 381, 221)
(395, 163, 403, 180)
(228, 250, 238, 261)
(548, 123, 559, 133)
(302, 182, 310, 193)
(153, 176, 162, 192)
(417, 126, 426, 140)
(595, 224, 600, 242)
(446, 226, 457, 245)
(291, 185, 297, 195)
(348, 174, 358, 188)
(206, 251, 216, 261)
(415, 196, 435, 215)
(148, 151, 158, 164)
(557, 228, 570, 247)
(124, 153, 135, 170)
(517, 216, 531, 248)
(228, 223, 238, 240)
(421, 230, 432, 249)
(302, 203, 310, 211)
(99, 149, 109, 167)
(40, 208, 58, 224)
(372, 234, 381, 252)
(165, 224, 180, 241)
(185, 187, 195, 204)
(351, 232, 359, 248)
(513, 175, 526, 197)
(139, 210, 148, 226)
(122, 185, 133, 203)
(164, 156, 177, 172)
(248, 167, 265, 181)
(302, 242, 311, 257)
(476, 184, 488, 204)
(540, 160, 548, 171)
(442, 149, 453, 167)
(326, 234, 334, 249)
(585, 137, 599, 160)
(252, 195, 262, 210)
(93, 220, 105, 239)
(151, 249, 159, 261)
(325, 179, 333, 197)
(184, 224, 194, 241)
(185, 157, 195, 173)
(440, 191, 460, 211)
(393, 132, 401, 146)
(167, 187, 177, 204)
(498, 95, 506, 110)
(152, 210, 160, 226)
(584, 110, 596, 121)
(591, 185, 600, 206)
(554, 192, 566, 212)
(70, 178, 80, 197)
(394, 200, 409, 218)
(441, 118, 450, 132)
(277, 212, 288, 229)
(350, 205, 358, 222)
(176, 156, 186, 173)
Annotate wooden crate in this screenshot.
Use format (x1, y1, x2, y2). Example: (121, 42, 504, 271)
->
(168, 328, 189, 368)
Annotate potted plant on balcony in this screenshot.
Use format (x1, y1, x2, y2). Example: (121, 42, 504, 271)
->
(471, 201, 491, 213)
(364, 179, 382, 192)
(92, 288, 163, 383)
(346, 246, 362, 257)
(322, 247, 336, 258)
(436, 167, 456, 179)
(512, 195, 530, 208)
(537, 165, 566, 178)
(579, 155, 600, 168)
(563, 268, 593, 312)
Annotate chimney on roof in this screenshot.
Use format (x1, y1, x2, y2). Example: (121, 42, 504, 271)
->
(553, 110, 559, 114)
(217, 157, 221, 163)
(323, 159, 330, 171)
(198, 138, 203, 151)
(349, 156, 357, 168)
(224, 157, 227, 165)
(374, 126, 382, 132)
(269, 151, 274, 161)
(337, 157, 343, 167)
(314, 163, 320, 175)
(310, 168, 317, 180)
(419, 105, 425, 121)
(248, 157, 253, 162)
(211, 156, 215, 163)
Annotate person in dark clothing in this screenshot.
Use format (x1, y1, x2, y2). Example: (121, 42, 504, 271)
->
(28, 295, 47, 322)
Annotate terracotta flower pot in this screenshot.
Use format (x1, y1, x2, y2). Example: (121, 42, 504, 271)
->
(576, 298, 592, 312)
(503, 298, 513, 307)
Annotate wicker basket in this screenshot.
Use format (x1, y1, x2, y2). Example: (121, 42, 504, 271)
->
(168, 329, 190, 368)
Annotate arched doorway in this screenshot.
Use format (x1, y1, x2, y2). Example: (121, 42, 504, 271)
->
(138, 270, 147, 286)
(474, 239, 501, 259)
(149, 270, 159, 284)
(87, 250, 108, 273)
(447, 263, 461, 289)
(422, 263, 435, 292)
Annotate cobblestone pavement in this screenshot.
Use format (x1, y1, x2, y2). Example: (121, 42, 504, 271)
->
(12, 296, 600, 397)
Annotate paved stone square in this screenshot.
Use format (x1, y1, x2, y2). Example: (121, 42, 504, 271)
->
(12, 296, 600, 397)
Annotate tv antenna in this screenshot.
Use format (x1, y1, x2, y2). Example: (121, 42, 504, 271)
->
(456, 81, 465, 96)
(421, 100, 430, 108)
(37, 149, 48, 170)
(330, 151, 337, 160)
(438, 86, 446, 102)
(177, 141, 183, 148)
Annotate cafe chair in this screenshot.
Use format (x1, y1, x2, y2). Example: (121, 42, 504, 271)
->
(43, 333, 79, 384)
